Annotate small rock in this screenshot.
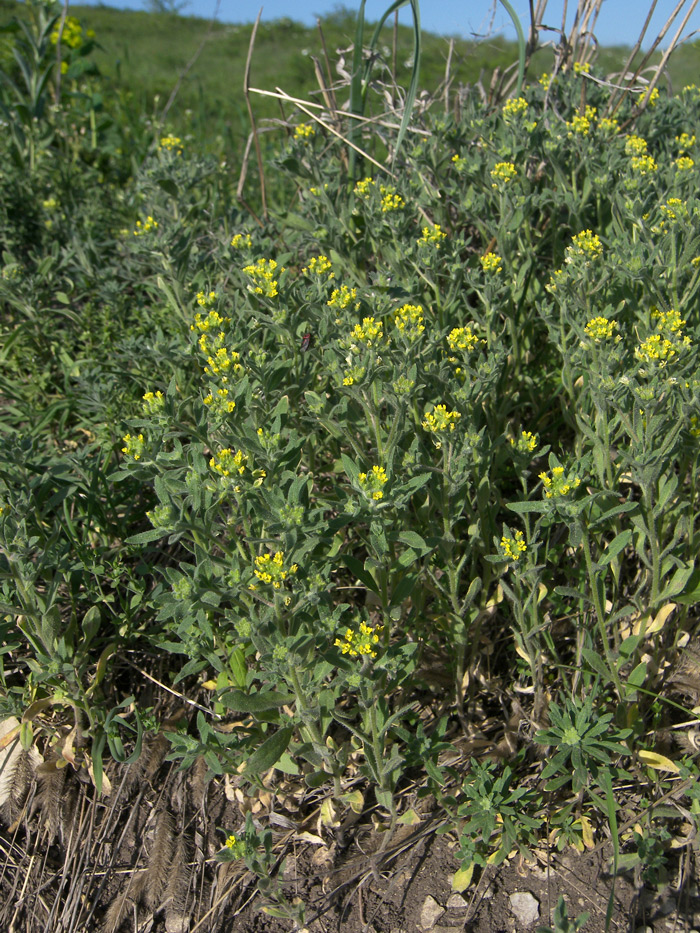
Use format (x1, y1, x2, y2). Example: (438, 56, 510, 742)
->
(635, 927, 653, 933)
(420, 895, 445, 929)
(482, 881, 496, 899)
(446, 893, 468, 910)
(509, 891, 540, 927)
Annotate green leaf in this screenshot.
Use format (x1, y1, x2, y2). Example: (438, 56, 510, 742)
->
(397, 530, 431, 553)
(598, 530, 632, 565)
(507, 500, 550, 514)
(242, 726, 294, 776)
(219, 690, 294, 713)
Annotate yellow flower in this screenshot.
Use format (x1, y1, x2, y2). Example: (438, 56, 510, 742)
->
(674, 156, 695, 171)
(253, 551, 298, 588)
(422, 404, 461, 433)
(243, 258, 281, 298)
(294, 123, 315, 140)
(500, 530, 527, 562)
(509, 430, 538, 454)
(133, 216, 158, 237)
(354, 177, 375, 198)
(539, 466, 581, 499)
(231, 233, 252, 249)
(350, 317, 383, 347)
(447, 326, 480, 352)
(567, 106, 596, 137)
(379, 186, 405, 212)
(625, 135, 648, 156)
(335, 621, 383, 658)
(393, 304, 424, 340)
(302, 255, 334, 278)
(502, 97, 529, 121)
(417, 224, 447, 248)
(358, 465, 389, 501)
(490, 162, 517, 187)
(327, 285, 359, 310)
(159, 135, 182, 153)
(142, 390, 165, 414)
(480, 253, 503, 274)
(566, 230, 603, 263)
(210, 448, 247, 477)
(121, 434, 145, 461)
(584, 317, 618, 342)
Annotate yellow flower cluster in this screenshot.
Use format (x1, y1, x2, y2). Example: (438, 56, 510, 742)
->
(121, 434, 145, 461)
(674, 156, 695, 171)
(652, 308, 685, 333)
(539, 466, 581, 498)
(196, 290, 218, 308)
(327, 285, 359, 310)
(502, 97, 529, 121)
(422, 404, 461, 433)
(159, 135, 182, 153)
(567, 105, 596, 137)
(584, 317, 618, 342)
(335, 621, 383, 658)
(447, 326, 480, 352)
(142, 390, 164, 414)
(598, 117, 619, 134)
(342, 364, 366, 387)
(253, 551, 298, 588)
(509, 430, 538, 454)
(480, 253, 503, 274)
(203, 387, 236, 414)
(191, 309, 229, 334)
(202, 345, 243, 380)
(573, 61, 590, 74)
(224, 834, 245, 857)
(354, 177, 375, 198)
(539, 72, 552, 90)
(625, 135, 648, 156)
(294, 123, 315, 140)
(380, 186, 405, 212)
(358, 465, 388, 501)
(501, 530, 527, 561)
(350, 316, 383, 347)
(490, 162, 517, 188)
(566, 230, 603, 263)
(210, 448, 247, 477)
(417, 224, 447, 248)
(676, 132, 696, 153)
(451, 154, 466, 169)
(243, 258, 280, 298)
(302, 255, 334, 277)
(133, 216, 158, 236)
(394, 303, 424, 340)
(635, 335, 680, 365)
(51, 16, 93, 49)
(630, 155, 658, 175)
(231, 233, 252, 249)
(657, 198, 688, 229)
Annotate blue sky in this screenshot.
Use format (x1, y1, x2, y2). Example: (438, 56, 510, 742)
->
(81, 0, 700, 49)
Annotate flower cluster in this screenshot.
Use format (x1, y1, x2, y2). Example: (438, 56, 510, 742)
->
(509, 431, 538, 454)
(223, 834, 246, 858)
(327, 285, 359, 311)
(567, 105, 596, 137)
(394, 303, 424, 340)
(502, 97, 529, 122)
(379, 185, 405, 212)
(566, 230, 603, 264)
(584, 316, 619, 343)
(51, 16, 93, 49)
(231, 233, 252, 249)
(243, 258, 281, 298)
(253, 551, 298, 588)
(133, 216, 158, 236)
(674, 156, 695, 171)
(447, 326, 480, 353)
(203, 387, 236, 414)
(358, 465, 388, 501)
(210, 448, 247, 477)
(539, 466, 581, 498)
(302, 255, 334, 277)
(159, 135, 182, 154)
(490, 162, 517, 187)
(342, 364, 366, 387)
(196, 290, 218, 308)
(480, 253, 503, 274)
(350, 316, 383, 347)
(625, 135, 648, 156)
(142, 390, 164, 415)
(335, 621, 383, 658)
(652, 308, 685, 333)
(417, 224, 447, 248)
(121, 434, 145, 461)
(294, 123, 315, 140)
(422, 404, 461, 433)
(354, 177, 375, 198)
(635, 334, 688, 366)
(676, 132, 696, 153)
(630, 154, 658, 175)
(500, 530, 527, 562)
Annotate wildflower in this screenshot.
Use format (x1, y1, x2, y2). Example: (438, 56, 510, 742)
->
(625, 135, 648, 156)
(231, 233, 252, 249)
(653, 308, 685, 334)
(392, 375, 415, 395)
(658, 198, 688, 226)
(676, 132, 696, 153)
(210, 448, 247, 477)
(509, 431, 538, 454)
(689, 415, 700, 438)
(121, 434, 145, 461)
(196, 290, 218, 308)
(203, 387, 236, 414)
(342, 364, 366, 386)
(51, 16, 86, 49)
(567, 105, 596, 137)
(422, 404, 461, 434)
(191, 309, 229, 334)
(204, 347, 243, 380)
(451, 154, 466, 169)
(480, 253, 503, 274)
(393, 303, 424, 340)
(631, 155, 657, 175)
(447, 326, 480, 353)
(539, 72, 552, 90)
(539, 466, 581, 498)
(417, 224, 447, 248)
(566, 230, 603, 264)
(647, 87, 660, 106)
(223, 834, 246, 858)
(598, 117, 618, 134)
(147, 503, 173, 529)
(584, 317, 618, 342)
(309, 184, 329, 196)
(243, 258, 281, 298)
(253, 551, 298, 588)
(379, 185, 405, 212)
(490, 162, 517, 187)
(573, 61, 590, 75)
(354, 177, 375, 198)
(294, 123, 315, 140)
(358, 465, 389, 501)
(335, 621, 383, 658)
(502, 97, 529, 121)
(133, 216, 158, 236)
(159, 135, 182, 153)
(350, 316, 383, 347)
(674, 156, 695, 171)
(142, 390, 165, 414)
(635, 334, 685, 366)
(302, 255, 334, 278)
(500, 530, 527, 562)
(327, 285, 359, 310)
